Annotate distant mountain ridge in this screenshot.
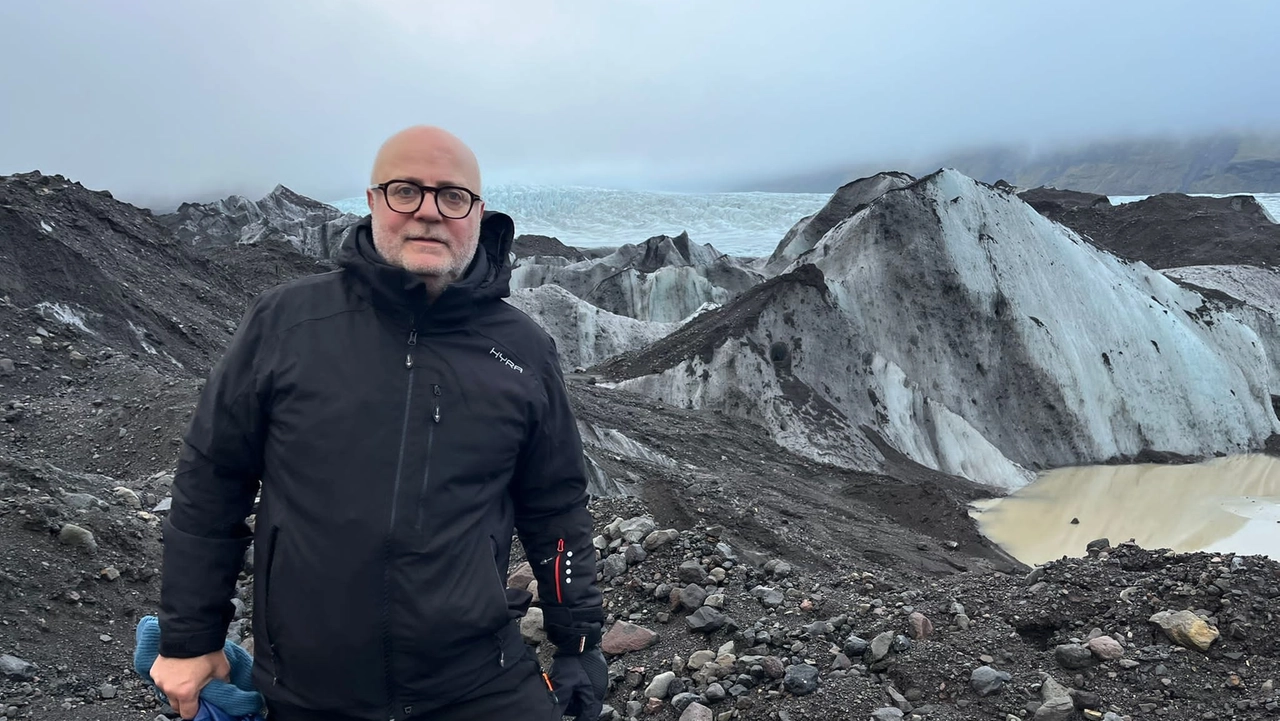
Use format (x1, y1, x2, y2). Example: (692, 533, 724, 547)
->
(745, 132, 1280, 195)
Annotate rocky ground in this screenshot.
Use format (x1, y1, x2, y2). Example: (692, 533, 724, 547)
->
(1019, 187, 1280, 270)
(2, 171, 1280, 720)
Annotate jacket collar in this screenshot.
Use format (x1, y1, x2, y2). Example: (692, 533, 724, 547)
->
(336, 210, 515, 329)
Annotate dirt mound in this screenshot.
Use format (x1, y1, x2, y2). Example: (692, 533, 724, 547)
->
(514, 234, 587, 261)
(0, 172, 253, 376)
(1024, 189, 1280, 269)
(1019, 187, 1111, 214)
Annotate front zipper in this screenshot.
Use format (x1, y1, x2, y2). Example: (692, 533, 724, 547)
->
(413, 384, 441, 531)
(382, 326, 417, 720)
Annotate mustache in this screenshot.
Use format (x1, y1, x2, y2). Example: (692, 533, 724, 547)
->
(401, 225, 449, 241)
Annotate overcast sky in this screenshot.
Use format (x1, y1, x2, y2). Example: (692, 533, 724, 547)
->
(2, 0, 1277, 208)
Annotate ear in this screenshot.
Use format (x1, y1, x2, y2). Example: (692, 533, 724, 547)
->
(366, 187, 376, 212)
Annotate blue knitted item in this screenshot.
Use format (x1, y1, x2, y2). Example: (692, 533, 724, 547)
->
(133, 615, 265, 719)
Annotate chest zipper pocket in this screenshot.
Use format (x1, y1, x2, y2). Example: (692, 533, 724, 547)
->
(414, 385, 441, 532)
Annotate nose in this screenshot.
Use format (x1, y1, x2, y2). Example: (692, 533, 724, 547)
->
(412, 191, 444, 222)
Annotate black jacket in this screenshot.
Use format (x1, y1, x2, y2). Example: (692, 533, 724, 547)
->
(158, 211, 604, 719)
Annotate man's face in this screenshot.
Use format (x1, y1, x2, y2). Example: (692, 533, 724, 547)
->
(366, 134, 484, 284)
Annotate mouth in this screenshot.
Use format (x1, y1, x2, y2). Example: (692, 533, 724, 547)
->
(406, 236, 446, 246)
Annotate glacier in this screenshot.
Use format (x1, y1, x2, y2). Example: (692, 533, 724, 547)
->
(510, 232, 762, 323)
(332, 185, 832, 256)
(328, 186, 1278, 260)
(505, 284, 680, 370)
(594, 170, 1280, 489)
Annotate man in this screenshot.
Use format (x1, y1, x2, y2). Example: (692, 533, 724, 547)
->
(149, 126, 608, 721)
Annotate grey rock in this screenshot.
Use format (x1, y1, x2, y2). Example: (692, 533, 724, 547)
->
(1086, 635, 1124, 661)
(805, 621, 831, 638)
(57, 523, 97, 553)
(153, 497, 173, 513)
(751, 585, 784, 608)
(98, 683, 117, 699)
(671, 692, 701, 713)
(783, 664, 819, 695)
(601, 552, 628, 580)
(620, 516, 657, 544)
(1069, 689, 1102, 710)
(112, 487, 141, 508)
(520, 607, 547, 645)
(679, 702, 713, 721)
(61, 492, 105, 510)
(624, 543, 647, 566)
(1054, 643, 1095, 670)
(0, 654, 37, 680)
(871, 709, 904, 721)
(643, 529, 680, 551)
(761, 655, 785, 679)
(686, 607, 727, 633)
(885, 684, 912, 712)
(1035, 674, 1075, 721)
(970, 665, 1011, 696)
(0, 358, 15, 375)
(687, 649, 716, 669)
(867, 631, 896, 668)
(704, 682, 726, 703)
(645, 670, 676, 699)
(678, 560, 706, 584)
(679, 584, 708, 611)
(765, 559, 793, 578)
(843, 634, 869, 657)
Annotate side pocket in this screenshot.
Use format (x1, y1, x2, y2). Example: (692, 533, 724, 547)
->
(262, 526, 284, 685)
(490, 535, 511, 668)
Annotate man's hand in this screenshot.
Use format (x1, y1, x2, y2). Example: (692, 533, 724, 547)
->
(549, 647, 607, 720)
(149, 650, 230, 719)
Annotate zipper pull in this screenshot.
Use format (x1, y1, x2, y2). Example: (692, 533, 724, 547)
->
(432, 384, 441, 422)
(405, 329, 417, 369)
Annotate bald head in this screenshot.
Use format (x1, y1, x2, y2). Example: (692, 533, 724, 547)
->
(365, 125, 487, 299)
(370, 125, 482, 195)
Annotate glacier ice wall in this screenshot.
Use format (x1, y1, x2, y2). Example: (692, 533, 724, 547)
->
(505, 285, 680, 370)
(598, 170, 1280, 489)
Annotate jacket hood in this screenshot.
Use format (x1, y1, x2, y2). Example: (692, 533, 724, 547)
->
(336, 210, 515, 326)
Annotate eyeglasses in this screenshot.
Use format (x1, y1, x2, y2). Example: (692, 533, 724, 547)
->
(370, 180, 482, 219)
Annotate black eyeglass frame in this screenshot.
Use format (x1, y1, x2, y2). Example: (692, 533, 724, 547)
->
(369, 180, 483, 219)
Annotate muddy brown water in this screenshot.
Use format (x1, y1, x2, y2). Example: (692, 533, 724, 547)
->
(970, 454, 1280, 565)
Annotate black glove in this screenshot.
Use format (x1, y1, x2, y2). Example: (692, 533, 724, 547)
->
(549, 647, 607, 720)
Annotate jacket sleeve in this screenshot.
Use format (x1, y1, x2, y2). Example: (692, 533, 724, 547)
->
(158, 295, 274, 658)
(511, 337, 604, 654)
